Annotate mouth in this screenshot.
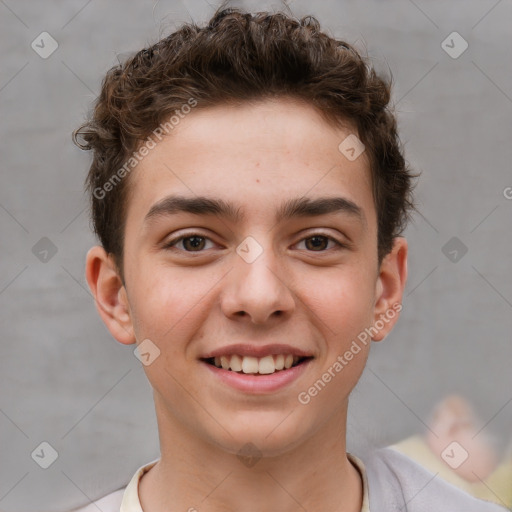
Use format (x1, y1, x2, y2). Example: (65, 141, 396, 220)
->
(201, 354, 314, 375)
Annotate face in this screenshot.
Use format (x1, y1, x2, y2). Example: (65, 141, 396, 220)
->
(87, 97, 407, 458)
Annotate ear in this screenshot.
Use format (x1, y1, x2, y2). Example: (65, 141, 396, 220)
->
(85, 245, 136, 345)
(371, 237, 408, 341)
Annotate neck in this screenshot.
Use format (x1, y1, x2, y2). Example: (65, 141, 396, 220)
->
(139, 395, 362, 512)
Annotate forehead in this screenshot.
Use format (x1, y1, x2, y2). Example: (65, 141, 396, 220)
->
(126, 98, 375, 230)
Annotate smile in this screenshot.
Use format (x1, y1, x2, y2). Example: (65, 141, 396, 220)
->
(203, 354, 312, 375)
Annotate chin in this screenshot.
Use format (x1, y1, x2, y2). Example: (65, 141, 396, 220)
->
(207, 418, 313, 459)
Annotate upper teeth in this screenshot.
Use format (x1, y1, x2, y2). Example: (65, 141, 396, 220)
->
(212, 354, 300, 374)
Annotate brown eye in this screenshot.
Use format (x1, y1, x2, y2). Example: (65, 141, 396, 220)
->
(304, 235, 330, 251)
(181, 236, 206, 251)
(164, 234, 214, 252)
(297, 234, 343, 252)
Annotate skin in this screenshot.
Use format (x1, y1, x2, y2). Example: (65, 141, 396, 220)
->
(86, 97, 408, 512)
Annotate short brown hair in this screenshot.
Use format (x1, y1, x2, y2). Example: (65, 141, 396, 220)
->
(73, 6, 417, 279)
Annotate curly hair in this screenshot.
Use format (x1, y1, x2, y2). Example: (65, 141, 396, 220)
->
(73, 6, 417, 278)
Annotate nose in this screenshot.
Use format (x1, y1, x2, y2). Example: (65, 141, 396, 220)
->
(220, 240, 296, 325)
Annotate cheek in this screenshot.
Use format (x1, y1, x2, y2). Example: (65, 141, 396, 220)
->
(127, 268, 210, 394)
(128, 264, 210, 345)
(300, 267, 376, 340)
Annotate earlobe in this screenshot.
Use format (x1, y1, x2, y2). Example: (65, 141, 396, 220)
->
(85, 246, 136, 345)
(371, 237, 408, 341)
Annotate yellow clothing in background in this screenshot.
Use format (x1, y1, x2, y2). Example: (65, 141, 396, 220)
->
(391, 435, 512, 508)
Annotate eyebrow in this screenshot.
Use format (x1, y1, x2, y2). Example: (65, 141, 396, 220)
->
(144, 194, 366, 227)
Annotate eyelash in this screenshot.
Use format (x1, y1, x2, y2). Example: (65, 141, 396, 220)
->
(163, 232, 347, 254)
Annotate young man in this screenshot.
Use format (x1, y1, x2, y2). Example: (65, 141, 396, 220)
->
(72, 7, 505, 512)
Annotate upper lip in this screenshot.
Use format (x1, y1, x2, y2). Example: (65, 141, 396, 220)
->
(200, 344, 314, 359)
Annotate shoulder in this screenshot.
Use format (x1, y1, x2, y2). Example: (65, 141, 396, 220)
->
(68, 488, 125, 512)
(67, 458, 158, 512)
(362, 447, 507, 511)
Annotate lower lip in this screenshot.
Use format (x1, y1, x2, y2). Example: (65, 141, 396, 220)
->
(201, 359, 313, 394)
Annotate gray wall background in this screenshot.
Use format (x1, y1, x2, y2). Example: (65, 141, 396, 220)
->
(1, 1, 511, 511)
